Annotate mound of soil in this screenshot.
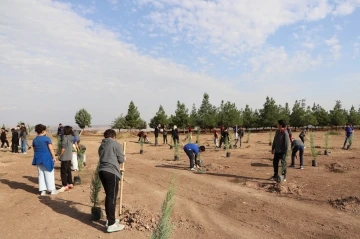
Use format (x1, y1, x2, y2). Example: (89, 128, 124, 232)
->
(329, 196, 360, 212)
(245, 181, 302, 195)
(120, 207, 160, 231)
(204, 163, 230, 171)
(328, 162, 358, 173)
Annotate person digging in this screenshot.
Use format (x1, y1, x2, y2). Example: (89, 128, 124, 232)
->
(290, 138, 304, 169)
(183, 143, 205, 171)
(271, 120, 289, 182)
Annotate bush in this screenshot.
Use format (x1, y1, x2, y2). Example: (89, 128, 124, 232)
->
(310, 133, 318, 160)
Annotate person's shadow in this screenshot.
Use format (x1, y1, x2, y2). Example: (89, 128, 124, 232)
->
(0, 178, 38, 194)
(39, 197, 105, 232)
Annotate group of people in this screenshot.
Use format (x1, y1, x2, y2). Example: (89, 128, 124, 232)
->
(138, 124, 180, 146)
(0, 123, 31, 154)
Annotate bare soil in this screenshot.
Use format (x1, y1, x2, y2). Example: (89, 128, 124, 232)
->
(0, 131, 359, 239)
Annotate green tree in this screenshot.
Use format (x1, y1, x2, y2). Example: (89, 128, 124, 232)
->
(303, 106, 318, 127)
(75, 108, 92, 129)
(217, 101, 241, 127)
(125, 101, 141, 129)
(172, 101, 189, 129)
(242, 105, 254, 129)
(150, 105, 168, 128)
(348, 105, 360, 126)
(138, 119, 147, 130)
(278, 103, 291, 125)
(290, 101, 305, 130)
(259, 96, 279, 128)
(330, 100, 347, 129)
(197, 93, 217, 130)
(188, 104, 198, 127)
(252, 110, 261, 128)
(312, 103, 330, 128)
(111, 114, 127, 132)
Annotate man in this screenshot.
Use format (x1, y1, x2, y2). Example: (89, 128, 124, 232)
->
(233, 125, 238, 147)
(20, 123, 32, 150)
(343, 123, 354, 149)
(271, 120, 289, 182)
(290, 139, 304, 169)
(235, 127, 244, 148)
(57, 123, 64, 140)
(154, 124, 160, 146)
(183, 143, 205, 171)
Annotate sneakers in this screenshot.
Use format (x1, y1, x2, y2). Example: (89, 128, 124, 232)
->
(50, 190, 59, 195)
(189, 168, 196, 171)
(107, 222, 125, 233)
(105, 219, 120, 228)
(269, 176, 277, 181)
(23, 152, 27, 154)
(300, 166, 304, 170)
(40, 190, 47, 196)
(68, 184, 74, 189)
(58, 186, 69, 193)
(289, 165, 295, 168)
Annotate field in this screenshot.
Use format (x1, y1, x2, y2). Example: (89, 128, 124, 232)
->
(0, 131, 359, 239)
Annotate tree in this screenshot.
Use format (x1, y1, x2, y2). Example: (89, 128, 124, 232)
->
(188, 104, 198, 127)
(197, 93, 217, 129)
(330, 100, 347, 129)
(150, 105, 168, 128)
(278, 103, 291, 125)
(303, 106, 318, 127)
(242, 105, 254, 129)
(348, 105, 360, 126)
(138, 120, 147, 130)
(75, 108, 92, 129)
(217, 101, 241, 127)
(172, 101, 189, 129)
(125, 101, 141, 129)
(290, 101, 305, 130)
(252, 110, 261, 128)
(312, 103, 330, 128)
(259, 96, 279, 128)
(111, 114, 127, 132)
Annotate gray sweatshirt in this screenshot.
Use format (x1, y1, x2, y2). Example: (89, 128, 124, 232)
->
(272, 129, 289, 154)
(291, 139, 304, 149)
(98, 138, 125, 179)
(60, 135, 74, 161)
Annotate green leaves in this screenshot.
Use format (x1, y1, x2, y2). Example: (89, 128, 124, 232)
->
(75, 108, 92, 129)
(150, 105, 168, 128)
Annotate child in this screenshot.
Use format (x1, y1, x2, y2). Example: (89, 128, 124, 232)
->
(31, 124, 58, 195)
(58, 126, 74, 192)
(11, 128, 19, 153)
(98, 129, 125, 233)
(1, 128, 9, 149)
(183, 143, 206, 170)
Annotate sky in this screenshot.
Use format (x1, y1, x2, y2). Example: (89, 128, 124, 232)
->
(1, 0, 360, 126)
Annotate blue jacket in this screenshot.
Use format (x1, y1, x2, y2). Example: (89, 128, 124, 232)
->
(183, 143, 199, 155)
(345, 127, 353, 137)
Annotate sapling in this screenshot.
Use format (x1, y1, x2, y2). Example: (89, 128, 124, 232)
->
(90, 162, 102, 220)
(140, 137, 144, 154)
(196, 128, 201, 144)
(74, 145, 85, 184)
(56, 136, 62, 156)
(151, 178, 175, 239)
(324, 132, 330, 155)
(310, 133, 318, 166)
(225, 136, 230, 157)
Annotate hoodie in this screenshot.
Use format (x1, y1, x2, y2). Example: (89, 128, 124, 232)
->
(272, 128, 289, 154)
(60, 135, 74, 161)
(98, 138, 125, 179)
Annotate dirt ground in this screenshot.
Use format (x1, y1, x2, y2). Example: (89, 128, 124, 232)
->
(0, 131, 359, 239)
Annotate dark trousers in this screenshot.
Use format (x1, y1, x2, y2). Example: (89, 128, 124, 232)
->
(291, 145, 304, 166)
(289, 134, 292, 142)
(184, 149, 195, 168)
(99, 171, 119, 226)
(60, 161, 73, 186)
(163, 135, 168, 144)
(1, 140, 9, 148)
(11, 142, 19, 153)
(273, 153, 287, 177)
(219, 137, 224, 148)
(299, 136, 304, 144)
(173, 136, 179, 144)
(234, 137, 242, 147)
(155, 136, 158, 146)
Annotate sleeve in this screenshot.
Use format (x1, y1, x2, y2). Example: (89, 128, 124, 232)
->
(115, 143, 125, 164)
(46, 136, 52, 144)
(284, 132, 289, 152)
(61, 137, 67, 149)
(272, 131, 276, 152)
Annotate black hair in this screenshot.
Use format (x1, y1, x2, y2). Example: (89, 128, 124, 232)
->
(63, 126, 73, 135)
(35, 124, 46, 134)
(278, 120, 286, 128)
(199, 146, 205, 152)
(11, 128, 15, 132)
(104, 129, 116, 138)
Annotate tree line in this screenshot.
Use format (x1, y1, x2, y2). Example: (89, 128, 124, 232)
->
(110, 93, 360, 131)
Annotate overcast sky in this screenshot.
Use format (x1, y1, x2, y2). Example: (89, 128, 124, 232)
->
(1, 0, 360, 127)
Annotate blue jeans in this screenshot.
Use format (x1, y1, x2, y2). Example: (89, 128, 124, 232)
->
(21, 139, 27, 153)
(291, 145, 304, 166)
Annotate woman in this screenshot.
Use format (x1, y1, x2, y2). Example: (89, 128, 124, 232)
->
(31, 124, 58, 195)
(58, 126, 75, 192)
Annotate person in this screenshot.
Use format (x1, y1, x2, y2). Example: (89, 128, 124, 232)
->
(163, 125, 168, 144)
(172, 125, 179, 145)
(234, 127, 244, 148)
(233, 125, 238, 146)
(219, 128, 230, 148)
(183, 143, 206, 171)
(290, 139, 304, 169)
(137, 131, 150, 143)
(286, 125, 292, 142)
(58, 126, 74, 192)
(19, 126, 27, 154)
(343, 123, 354, 149)
(213, 128, 219, 148)
(31, 124, 58, 195)
(299, 128, 306, 147)
(16, 125, 21, 152)
(20, 123, 32, 150)
(11, 128, 19, 153)
(98, 129, 126, 233)
(154, 124, 160, 146)
(1, 128, 9, 149)
(57, 123, 64, 137)
(271, 120, 289, 181)
(187, 125, 193, 141)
